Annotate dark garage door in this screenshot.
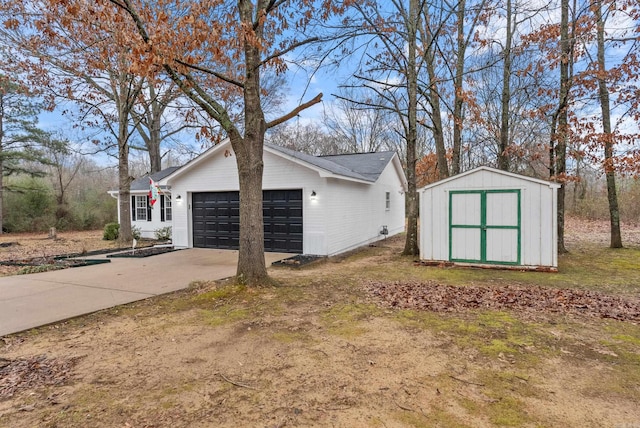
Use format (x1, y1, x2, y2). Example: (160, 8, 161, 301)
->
(192, 189, 303, 253)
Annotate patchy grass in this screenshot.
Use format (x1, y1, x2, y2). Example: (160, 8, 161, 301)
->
(320, 303, 381, 338)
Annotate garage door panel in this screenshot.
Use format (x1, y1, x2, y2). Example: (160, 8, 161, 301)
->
(193, 190, 302, 253)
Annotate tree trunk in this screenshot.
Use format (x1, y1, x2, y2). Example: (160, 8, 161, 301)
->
(117, 111, 133, 245)
(148, 86, 163, 173)
(233, 0, 270, 284)
(497, 0, 513, 171)
(451, 0, 466, 175)
(403, 0, 420, 256)
(426, 51, 448, 179)
(553, 0, 571, 254)
(0, 147, 3, 235)
(0, 93, 4, 235)
(595, 0, 622, 248)
(232, 133, 268, 285)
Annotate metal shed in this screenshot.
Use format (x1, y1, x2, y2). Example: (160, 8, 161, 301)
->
(419, 166, 560, 270)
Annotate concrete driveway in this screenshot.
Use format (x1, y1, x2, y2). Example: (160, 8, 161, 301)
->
(0, 249, 290, 336)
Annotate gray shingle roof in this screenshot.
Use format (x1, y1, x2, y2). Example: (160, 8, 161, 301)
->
(266, 144, 395, 182)
(320, 151, 397, 181)
(130, 166, 181, 191)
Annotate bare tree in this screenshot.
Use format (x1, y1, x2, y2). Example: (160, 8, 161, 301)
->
(594, 0, 622, 248)
(324, 89, 398, 154)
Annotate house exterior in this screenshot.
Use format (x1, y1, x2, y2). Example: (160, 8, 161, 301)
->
(419, 166, 560, 270)
(154, 140, 407, 255)
(109, 166, 180, 239)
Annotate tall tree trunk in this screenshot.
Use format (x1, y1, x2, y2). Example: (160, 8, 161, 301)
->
(147, 86, 163, 173)
(233, 0, 269, 284)
(498, 0, 513, 171)
(403, 0, 420, 256)
(0, 93, 4, 235)
(115, 69, 139, 245)
(426, 53, 448, 179)
(0, 143, 3, 235)
(451, 0, 466, 175)
(423, 11, 448, 178)
(117, 114, 133, 245)
(552, 0, 571, 254)
(595, 0, 622, 248)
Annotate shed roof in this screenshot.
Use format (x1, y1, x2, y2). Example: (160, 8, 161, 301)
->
(418, 166, 561, 191)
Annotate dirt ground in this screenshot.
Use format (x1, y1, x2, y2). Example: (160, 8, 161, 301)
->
(1, 220, 640, 427)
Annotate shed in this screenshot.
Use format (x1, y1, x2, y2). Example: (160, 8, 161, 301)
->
(419, 166, 560, 270)
(154, 139, 407, 256)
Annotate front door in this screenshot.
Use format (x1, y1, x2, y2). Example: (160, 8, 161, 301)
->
(449, 190, 520, 265)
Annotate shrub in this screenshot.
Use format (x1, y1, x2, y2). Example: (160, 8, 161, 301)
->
(132, 225, 141, 240)
(154, 226, 172, 241)
(103, 222, 120, 240)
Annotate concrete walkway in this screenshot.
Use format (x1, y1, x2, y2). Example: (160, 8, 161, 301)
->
(0, 249, 290, 336)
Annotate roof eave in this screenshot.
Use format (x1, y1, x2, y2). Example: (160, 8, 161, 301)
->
(391, 154, 409, 191)
(264, 145, 374, 184)
(419, 166, 560, 192)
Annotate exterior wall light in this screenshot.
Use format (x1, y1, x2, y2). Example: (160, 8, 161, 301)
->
(175, 194, 182, 202)
(310, 190, 317, 200)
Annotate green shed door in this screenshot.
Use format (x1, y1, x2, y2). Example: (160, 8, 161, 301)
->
(449, 190, 521, 265)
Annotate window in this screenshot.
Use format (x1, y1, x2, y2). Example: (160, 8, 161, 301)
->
(385, 192, 390, 210)
(131, 195, 151, 221)
(136, 196, 148, 221)
(161, 195, 172, 222)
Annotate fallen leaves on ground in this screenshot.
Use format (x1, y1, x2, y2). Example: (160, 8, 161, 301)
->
(363, 280, 640, 322)
(0, 355, 82, 400)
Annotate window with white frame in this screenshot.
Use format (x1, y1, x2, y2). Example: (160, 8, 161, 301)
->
(164, 195, 172, 221)
(135, 195, 148, 221)
(385, 192, 390, 210)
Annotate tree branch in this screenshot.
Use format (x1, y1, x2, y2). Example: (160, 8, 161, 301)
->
(259, 37, 320, 68)
(266, 93, 323, 128)
(174, 59, 244, 88)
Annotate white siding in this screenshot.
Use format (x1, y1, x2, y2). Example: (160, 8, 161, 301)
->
(166, 145, 405, 256)
(167, 148, 328, 253)
(419, 167, 558, 269)
(324, 161, 405, 256)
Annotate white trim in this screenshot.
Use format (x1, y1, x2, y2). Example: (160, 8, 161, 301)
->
(418, 166, 561, 192)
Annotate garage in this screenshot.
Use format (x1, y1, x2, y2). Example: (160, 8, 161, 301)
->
(192, 189, 303, 253)
(419, 166, 560, 270)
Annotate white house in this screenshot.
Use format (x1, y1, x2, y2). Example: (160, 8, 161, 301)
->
(120, 140, 407, 255)
(109, 166, 179, 239)
(419, 166, 560, 270)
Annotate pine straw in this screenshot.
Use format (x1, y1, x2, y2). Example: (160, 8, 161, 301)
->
(363, 280, 640, 322)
